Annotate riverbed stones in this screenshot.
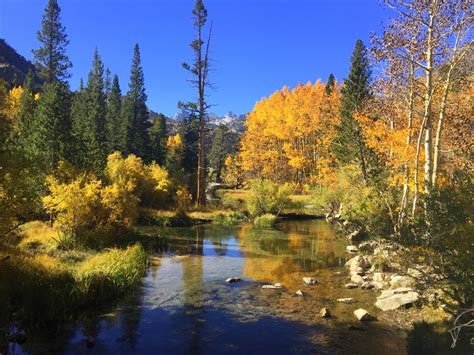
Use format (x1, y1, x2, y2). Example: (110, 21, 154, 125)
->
(360, 281, 375, 290)
(345, 282, 359, 289)
(389, 274, 415, 289)
(295, 289, 304, 296)
(320, 308, 331, 318)
(375, 287, 419, 311)
(262, 283, 283, 289)
(225, 277, 241, 283)
(303, 277, 317, 285)
(351, 274, 364, 284)
(337, 298, 355, 304)
(345, 255, 371, 274)
(346, 245, 358, 253)
(354, 308, 372, 321)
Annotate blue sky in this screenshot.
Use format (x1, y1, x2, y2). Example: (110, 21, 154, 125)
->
(0, 0, 390, 116)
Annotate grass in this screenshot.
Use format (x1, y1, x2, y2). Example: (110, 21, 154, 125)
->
(253, 214, 277, 228)
(0, 222, 148, 328)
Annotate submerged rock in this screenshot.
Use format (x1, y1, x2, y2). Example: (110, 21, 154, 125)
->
(262, 283, 283, 289)
(345, 283, 359, 289)
(303, 277, 317, 285)
(375, 287, 419, 311)
(361, 281, 375, 290)
(225, 277, 241, 283)
(354, 308, 372, 321)
(320, 308, 331, 318)
(295, 289, 304, 296)
(337, 298, 355, 304)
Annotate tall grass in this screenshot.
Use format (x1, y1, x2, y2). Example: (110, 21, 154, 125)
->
(253, 214, 277, 228)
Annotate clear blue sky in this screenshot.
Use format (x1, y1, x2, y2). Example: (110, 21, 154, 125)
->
(0, 0, 390, 116)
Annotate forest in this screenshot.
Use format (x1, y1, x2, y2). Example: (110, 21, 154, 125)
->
(0, 0, 472, 354)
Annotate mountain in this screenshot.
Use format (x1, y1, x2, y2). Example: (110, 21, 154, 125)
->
(0, 39, 41, 88)
(169, 110, 246, 133)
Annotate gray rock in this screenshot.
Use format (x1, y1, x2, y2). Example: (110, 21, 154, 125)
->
(375, 287, 419, 311)
(295, 289, 304, 296)
(261, 284, 283, 289)
(347, 229, 363, 241)
(337, 298, 355, 304)
(346, 245, 358, 253)
(351, 274, 364, 284)
(345, 283, 359, 289)
(354, 308, 372, 321)
(345, 255, 371, 273)
(361, 281, 375, 290)
(225, 277, 241, 283)
(303, 277, 317, 285)
(389, 274, 415, 289)
(320, 308, 331, 318)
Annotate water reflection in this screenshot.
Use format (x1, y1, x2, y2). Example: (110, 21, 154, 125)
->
(18, 220, 353, 354)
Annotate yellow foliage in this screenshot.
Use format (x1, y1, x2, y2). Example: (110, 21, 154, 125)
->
(167, 134, 182, 150)
(3, 86, 23, 120)
(240, 81, 340, 186)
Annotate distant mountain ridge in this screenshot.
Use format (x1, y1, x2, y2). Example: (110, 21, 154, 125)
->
(0, 39, 41, 88)
(169, 109, 246, 131)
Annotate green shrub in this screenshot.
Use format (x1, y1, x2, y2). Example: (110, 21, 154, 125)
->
(253, 214, 277, 228)
(213, 212, 246, 226)
(247, 180, 293, 217)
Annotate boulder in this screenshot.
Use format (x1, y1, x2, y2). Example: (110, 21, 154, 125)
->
(345, 283, 359, 289)
(295, 289, 304, 296)
(389, 274, 415, 289)
(346, 245, 358, 253)
(351, 274, 364, 284)
(375, 287, 419, 311)
(347, 229, 363, 242)
(360, 281, 375, 290)
(354, 308, 372, 321)
(320, 308, 331, 318)
(303, 277, 317, 285)
(337, 298, 355, 304)
(225, 277, 241, 283)
(345, 255, 371, 274)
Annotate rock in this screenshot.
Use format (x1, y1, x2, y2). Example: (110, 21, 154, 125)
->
(356, 267, 366, 275)
(361, 281, 375, 290)
(225, 277, 241, 283)
(345, 255, 371, 273)
(320, 308, 331, 318)
(261, 284, 283, 289)
(375, 287, 419, 311)
(337, 298, 355, 304)
(345, 283, 359, 289)
(334, 271, 342, 275)
(347, 229, 363, 242)
(373, 272, 387, 283)
(354, 308, 372, 321)
(303, 277, 317, 285)
(389, 274, 415, 289)
(347, 324, 367, 331)
(295, 289, 304, 296)
(86, 335, 95, 349)
(346, 245, 358, 253)
(351, 274, 364, 284)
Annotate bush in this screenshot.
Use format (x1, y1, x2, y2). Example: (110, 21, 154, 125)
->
(253, 213, 277, 228)
(247, 180, 292, 217)
(213, 212, 246, 226)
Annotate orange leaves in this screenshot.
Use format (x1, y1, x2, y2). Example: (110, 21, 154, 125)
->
(240, 81, 340, 185)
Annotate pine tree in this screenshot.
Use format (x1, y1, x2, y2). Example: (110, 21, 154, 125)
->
(149, 113, 167, 165)
(178, 113, 199, 197)
(33, 0, 72, 84)
(333, 40, 372, 180)
(121, 44, 150, 159)
(209, 124, 230, 182)
(106, 74, 122, 153)
(31, 81, 71, 171)
(105, 67, 111, 100)
(16, 71, 38, 156)
(325, 73, 335, 94)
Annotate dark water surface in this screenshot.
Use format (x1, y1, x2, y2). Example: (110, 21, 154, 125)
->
(10, 220, 408, 354)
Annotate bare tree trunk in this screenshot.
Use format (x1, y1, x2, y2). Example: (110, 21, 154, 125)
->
(412, 114, 428, 216)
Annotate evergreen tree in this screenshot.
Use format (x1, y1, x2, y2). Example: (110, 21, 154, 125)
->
(178, 113, 199, 198)
(106, 74, 122, 153)
(149, 113, 167, 165)
(31, 81, 71, 171)
(16, 71, 38, 156)
(121, 44, 150, 159)
(33, 0, 72, 84)
(325, 73, 335, 94)
(333, 40, 372, 180)
(209, 124, 230, 182)
(71, 49, 107, 171)
(105, 67, 111, 100)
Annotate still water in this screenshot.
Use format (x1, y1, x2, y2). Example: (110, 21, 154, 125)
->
(12, 220, 407, 354)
